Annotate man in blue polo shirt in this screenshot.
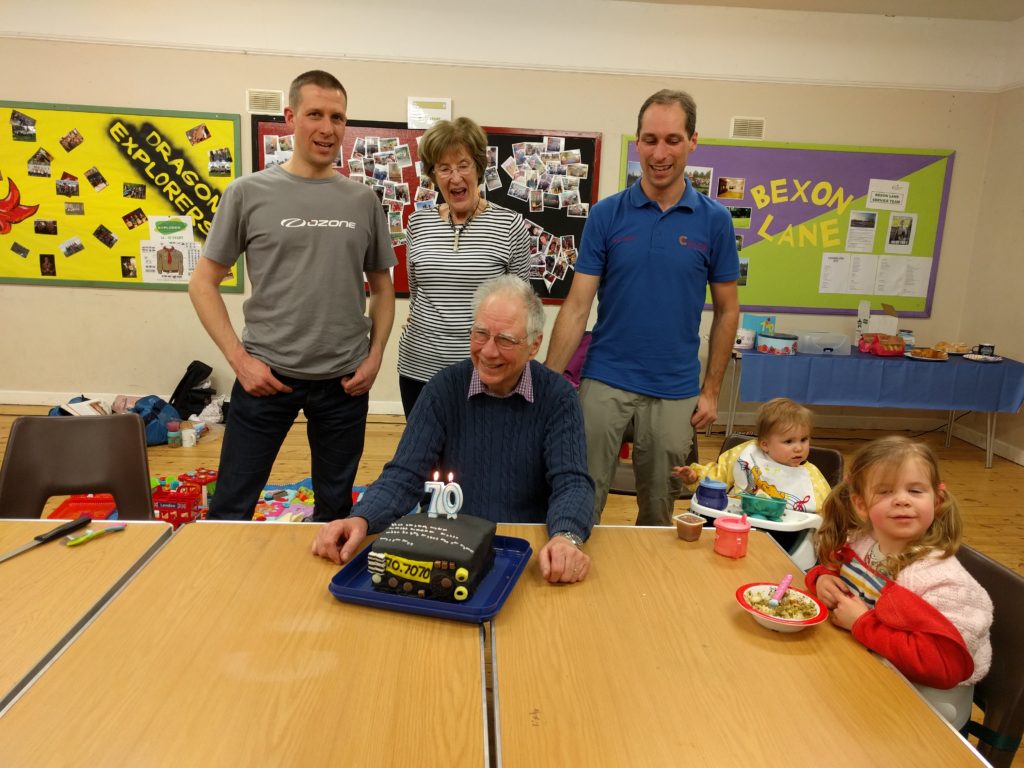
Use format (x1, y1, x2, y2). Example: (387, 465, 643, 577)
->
(545, 89, 740, 527)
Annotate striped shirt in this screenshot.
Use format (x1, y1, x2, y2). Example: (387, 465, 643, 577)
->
(398, 202, 531, 383)
(839, 553, 888, 608)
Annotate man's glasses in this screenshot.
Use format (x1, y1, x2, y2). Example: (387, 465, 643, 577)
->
(436, 161, 475, 179)
(469, 326, 527, 350)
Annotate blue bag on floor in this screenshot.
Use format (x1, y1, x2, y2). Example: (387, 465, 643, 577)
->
(130, 395, 181, 446)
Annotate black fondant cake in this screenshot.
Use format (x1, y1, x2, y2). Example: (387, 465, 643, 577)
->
(368, 513, 497, 602)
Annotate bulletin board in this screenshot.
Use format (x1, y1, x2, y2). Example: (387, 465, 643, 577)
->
(619, 137, 954, 317)
(480, 127, 600, 303)
(1, 100, 242, 291)
(252, 116, 600, 303)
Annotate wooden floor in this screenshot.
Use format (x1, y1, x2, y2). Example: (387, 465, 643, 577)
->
(2, 405, 1021, 765)
(1, 404, 1020, 577)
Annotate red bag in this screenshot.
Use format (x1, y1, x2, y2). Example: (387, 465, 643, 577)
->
(858, 333, 905, 356)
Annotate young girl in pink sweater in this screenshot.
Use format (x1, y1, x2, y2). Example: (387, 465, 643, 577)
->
(806, 436, 992, 728)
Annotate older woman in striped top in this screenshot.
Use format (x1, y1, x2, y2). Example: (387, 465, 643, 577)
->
(399, 117, 531, 416)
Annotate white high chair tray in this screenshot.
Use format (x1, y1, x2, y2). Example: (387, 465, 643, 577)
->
(689, 498, 823, 533)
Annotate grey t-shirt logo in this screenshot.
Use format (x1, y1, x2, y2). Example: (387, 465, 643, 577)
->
(280, 217, 356, 229)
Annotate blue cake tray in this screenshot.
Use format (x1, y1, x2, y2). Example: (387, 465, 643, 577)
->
(328, 535, 532, 623)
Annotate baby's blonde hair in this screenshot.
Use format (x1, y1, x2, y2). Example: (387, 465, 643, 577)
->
(815, 436, 961, 576)
(756, 397, 813, 440)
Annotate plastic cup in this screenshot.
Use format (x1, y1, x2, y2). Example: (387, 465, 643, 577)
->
(674, 513, 705, 542)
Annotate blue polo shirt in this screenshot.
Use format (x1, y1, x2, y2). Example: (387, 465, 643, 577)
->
(576, 178, 739, 399)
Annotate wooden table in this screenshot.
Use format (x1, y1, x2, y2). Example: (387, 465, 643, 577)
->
(0, 518, 171, 710)
(0, 522, 488, 767)
(491, 524, 985, 767)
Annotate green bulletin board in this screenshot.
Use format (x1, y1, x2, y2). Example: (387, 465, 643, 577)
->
(619, 137, 954, 317)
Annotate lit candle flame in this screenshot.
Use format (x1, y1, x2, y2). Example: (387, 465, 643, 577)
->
(447, 472, 454, 483)
(433, 470, 439, 481)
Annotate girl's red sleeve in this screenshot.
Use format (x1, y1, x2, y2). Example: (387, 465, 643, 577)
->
(850, 582, 974, 689)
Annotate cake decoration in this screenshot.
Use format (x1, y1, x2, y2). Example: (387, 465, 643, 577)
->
(368, 471, 494, 602)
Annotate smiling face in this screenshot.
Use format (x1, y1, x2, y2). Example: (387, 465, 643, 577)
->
(853, 458, 938, 555)
(283, 84, 347, 178)
(636, 102, 698, 205)
(758, 424, 810, 467)
(435, 145, 482, 223)
(469, 292, 542, 397)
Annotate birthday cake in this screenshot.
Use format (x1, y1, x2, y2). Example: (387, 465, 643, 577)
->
(368, 512, 496, 602)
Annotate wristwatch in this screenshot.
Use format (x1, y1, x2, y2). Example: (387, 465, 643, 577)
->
(553, 531, 585, 548)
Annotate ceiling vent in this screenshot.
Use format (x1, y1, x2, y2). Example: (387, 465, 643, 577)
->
(247, 89, 284, 115)
(730, 116, 766, 140)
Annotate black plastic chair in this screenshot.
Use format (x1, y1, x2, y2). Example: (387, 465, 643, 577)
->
(0, 414, 153, 519)
(958, 545, 1024, 768)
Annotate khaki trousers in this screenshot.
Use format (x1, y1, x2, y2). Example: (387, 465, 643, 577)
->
(580, 378, 698, 526)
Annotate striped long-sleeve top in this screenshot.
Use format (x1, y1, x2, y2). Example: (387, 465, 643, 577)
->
(397, 202, 531, 383)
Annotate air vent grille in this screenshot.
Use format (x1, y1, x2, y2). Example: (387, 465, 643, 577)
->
(247, 89, 284, 115)
(730, 116, 766, 140)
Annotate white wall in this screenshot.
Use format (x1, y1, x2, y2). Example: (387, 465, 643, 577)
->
(1, 3, 1021, 461)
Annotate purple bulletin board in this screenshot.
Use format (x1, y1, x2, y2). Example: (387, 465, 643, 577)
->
(620, 138, 954, 317)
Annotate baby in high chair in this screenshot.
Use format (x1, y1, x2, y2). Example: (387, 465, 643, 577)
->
(673, 397, 830, 512)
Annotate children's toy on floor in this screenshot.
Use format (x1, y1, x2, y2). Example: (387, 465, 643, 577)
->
(152, 477, 205, 528)
(254, 478, 316, 522)
(251, 479, 365, 522)
(177, 468, 218, 506)
(48, 493, 119, 520)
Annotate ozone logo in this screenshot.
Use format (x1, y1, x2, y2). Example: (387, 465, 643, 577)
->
(280, 218, 356, 229)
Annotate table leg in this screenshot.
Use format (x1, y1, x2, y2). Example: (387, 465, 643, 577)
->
(986, 412, 996, 469)
(726, 354, 740, 437)
(944, 410, 955, 448)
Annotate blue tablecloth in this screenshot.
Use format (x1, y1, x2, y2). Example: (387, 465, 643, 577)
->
(739, 349, 1024, 413)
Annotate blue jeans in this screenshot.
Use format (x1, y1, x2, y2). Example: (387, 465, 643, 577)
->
(207, 373, 368, 522)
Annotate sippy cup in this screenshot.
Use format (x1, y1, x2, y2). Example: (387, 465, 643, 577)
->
(713, 514, 751, 559)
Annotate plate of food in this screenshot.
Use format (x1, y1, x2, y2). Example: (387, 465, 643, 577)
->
(934, 341, 970, 355)
(964, 354, 1003, 363)
(736, 582, 828, 633)
(905, 348, 949, 361)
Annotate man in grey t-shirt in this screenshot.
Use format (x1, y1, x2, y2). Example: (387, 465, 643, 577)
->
(189, 70, 396, 521)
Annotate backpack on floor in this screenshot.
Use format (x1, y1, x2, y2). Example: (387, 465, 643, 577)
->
(169, 360, 215, 420)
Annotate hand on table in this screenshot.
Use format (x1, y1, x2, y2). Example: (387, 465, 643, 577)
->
(539, 536, 590, 584)
(830, 591, 870, 631)
(812, 574, 851, 610)
(311, 517, 369, 565)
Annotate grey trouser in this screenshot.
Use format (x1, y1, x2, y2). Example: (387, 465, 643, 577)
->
(580, 378, 698, 527)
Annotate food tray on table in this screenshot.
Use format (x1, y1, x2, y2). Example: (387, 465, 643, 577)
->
(329, 535, 532, 623)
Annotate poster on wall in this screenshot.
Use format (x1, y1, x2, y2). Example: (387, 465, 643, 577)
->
(1, 100, 242, 291)
(619, 137, 953, 317)
(252, 115, 600, 303)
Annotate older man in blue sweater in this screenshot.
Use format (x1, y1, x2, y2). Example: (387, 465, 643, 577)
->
(312, 275, 595, 583)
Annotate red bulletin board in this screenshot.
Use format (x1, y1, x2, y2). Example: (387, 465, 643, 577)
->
(252, 116, 421, 296)
(250, 116, 602, 303)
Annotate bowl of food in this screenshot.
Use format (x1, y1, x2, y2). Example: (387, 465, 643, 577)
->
(735, 582, 828, 633)
(739, 493, 786, 521)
